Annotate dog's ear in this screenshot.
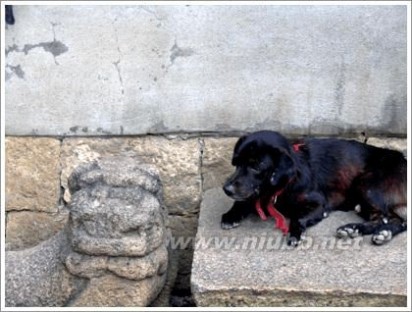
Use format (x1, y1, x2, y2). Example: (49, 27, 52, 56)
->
(231, 135, 247, 165)
(269, 149, 296, 190)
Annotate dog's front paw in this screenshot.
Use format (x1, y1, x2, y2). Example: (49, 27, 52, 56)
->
(287, 235, 302, 247)
(372, 229, 392, 245)
(336, 224, 362, 239)
(287, 220, 305, 247)
(221, 213, 241, 230)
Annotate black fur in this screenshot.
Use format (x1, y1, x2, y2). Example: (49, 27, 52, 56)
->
(222, 130, 407, 246)
(6, 5, 14, 25)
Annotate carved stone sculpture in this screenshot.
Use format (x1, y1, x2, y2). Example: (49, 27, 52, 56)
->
(6, 157, 169, 307)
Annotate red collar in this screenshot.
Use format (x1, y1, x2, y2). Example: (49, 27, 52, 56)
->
(293, 142, 305, 152)
(255, 190, 289, 235)
(254, 143, 304, 235)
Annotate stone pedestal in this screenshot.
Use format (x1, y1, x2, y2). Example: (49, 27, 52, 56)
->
(191, 188, 407, 307)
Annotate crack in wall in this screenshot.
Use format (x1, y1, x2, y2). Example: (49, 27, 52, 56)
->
(113, 60, 125, 95)
(112, 19, 125, 96)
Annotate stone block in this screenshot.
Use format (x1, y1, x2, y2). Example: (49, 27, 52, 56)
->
(191, 188, 407, 307)
(202, 137, 238, 191)
(128, 136, 201, 216)
(5, 137, 61, 212)
(168, 215, 199, 241)
(6, 209, 69, 250)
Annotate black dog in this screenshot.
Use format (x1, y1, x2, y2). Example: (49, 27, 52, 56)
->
(222, 131, 407, 246)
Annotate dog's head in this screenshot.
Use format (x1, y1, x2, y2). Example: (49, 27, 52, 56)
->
(223, 131, 297, 201)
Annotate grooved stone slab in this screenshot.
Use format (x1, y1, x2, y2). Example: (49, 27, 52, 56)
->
(191, 188, 407, 307)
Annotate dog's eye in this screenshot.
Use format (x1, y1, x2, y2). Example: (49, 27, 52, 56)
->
(250, 167, 260, 174)
(250, 162, 263, 173)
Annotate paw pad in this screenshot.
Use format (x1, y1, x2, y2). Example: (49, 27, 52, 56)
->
(221, 221, 239, 230)
(336, 226, 360, 239)
(287, 236, 302, 247)
(372, 229, 392, 245)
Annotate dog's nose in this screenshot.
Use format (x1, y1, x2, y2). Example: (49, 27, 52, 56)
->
(223, 183, 235, 196)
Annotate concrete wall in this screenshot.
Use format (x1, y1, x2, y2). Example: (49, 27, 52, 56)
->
(5, 5, 407, 137)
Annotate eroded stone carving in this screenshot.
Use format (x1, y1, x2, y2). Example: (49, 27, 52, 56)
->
(6, 156, 169, 307)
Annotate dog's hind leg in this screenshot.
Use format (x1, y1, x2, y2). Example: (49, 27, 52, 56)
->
(336, 190, 395, 239)
(336, 219, 382, 239)
(336, 218, 406, 245)
(336, 213, 406, 244)
(339, 167, 407, 244)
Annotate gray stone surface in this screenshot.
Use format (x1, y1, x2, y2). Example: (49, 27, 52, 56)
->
(191, 188, 407, 307)
(5, 6, 407, 136)
(5, 230, 83, 307)
(202, 137, 238, 191)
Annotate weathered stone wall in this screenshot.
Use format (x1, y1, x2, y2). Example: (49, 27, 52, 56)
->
(5, 137, 68, 250)
(5, 5, 407, 137)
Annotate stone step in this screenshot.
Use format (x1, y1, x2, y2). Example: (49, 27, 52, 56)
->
(191, 188, 407, 307)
